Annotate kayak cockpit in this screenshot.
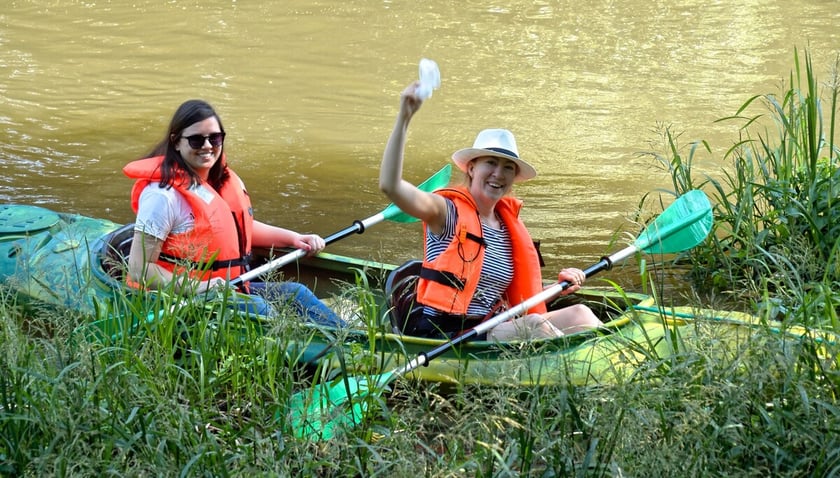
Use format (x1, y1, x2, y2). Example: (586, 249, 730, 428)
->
(97, 223, 135, 284)
(383, 259, 649, 340)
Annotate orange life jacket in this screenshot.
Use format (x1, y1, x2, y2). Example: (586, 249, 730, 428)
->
(416, 186, 547, 316)
(123, 155, 254, 284)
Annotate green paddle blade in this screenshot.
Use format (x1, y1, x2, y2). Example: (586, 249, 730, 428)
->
(289, 379, 369, 440)
(382, 164, 452, 223)
(289, 372, 395, 440)
(634, 189, 713, 254)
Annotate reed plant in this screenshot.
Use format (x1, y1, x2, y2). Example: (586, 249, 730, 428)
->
(645, 49, 840, 330)
(3, 273, 839, 476)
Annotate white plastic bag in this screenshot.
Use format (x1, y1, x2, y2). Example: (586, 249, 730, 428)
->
(416, 58, 440, 100)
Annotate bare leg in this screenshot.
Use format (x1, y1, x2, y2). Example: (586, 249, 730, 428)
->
(545, 304, 602, 335)
(487, 305, 602, 341)
(487, 313, 564, 341)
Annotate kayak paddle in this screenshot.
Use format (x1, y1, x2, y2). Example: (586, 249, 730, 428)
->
(230, 163, 451, 288)
(288, 189, 713, 440)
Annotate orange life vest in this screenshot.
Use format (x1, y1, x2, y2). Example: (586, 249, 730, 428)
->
(416, 186, 547, 316)
(123, 155, 254, 284)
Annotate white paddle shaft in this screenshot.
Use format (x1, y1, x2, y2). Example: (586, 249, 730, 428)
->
(233, 212, 387, 286)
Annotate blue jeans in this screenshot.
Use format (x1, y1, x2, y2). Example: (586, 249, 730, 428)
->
(234, 281, 346, 328)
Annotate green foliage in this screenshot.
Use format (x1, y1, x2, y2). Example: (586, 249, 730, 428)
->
(646, 49, 840, 327)
(2, 258, 840, 475)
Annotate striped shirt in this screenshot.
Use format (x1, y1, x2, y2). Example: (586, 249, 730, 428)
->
(423, 199, 514, 318)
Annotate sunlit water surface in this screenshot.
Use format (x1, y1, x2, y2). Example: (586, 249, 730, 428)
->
(2, 1, 838, 289)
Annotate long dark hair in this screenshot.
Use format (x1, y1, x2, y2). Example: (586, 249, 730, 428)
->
(148, 99, 230, 191)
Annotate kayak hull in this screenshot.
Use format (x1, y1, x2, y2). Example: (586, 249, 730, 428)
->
(3, 204, 831, 387)
(0, 204, 394, 316)
(289, 295, 804, 387)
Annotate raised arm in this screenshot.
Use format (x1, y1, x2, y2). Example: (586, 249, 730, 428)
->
(379, 81, 447, 233)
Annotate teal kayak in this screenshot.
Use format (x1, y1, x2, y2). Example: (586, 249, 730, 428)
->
(0, 203, 394, 316)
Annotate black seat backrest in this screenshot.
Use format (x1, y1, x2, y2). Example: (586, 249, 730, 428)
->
(384, 260, 424, 335)
(99, 223, 135, 280)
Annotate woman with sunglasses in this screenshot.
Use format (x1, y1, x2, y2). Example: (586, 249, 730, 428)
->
(379, 82, 601, 341)
(123, 99, 344, 326)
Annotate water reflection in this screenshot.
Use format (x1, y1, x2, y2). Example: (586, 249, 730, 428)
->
(1, 0, 838, 284)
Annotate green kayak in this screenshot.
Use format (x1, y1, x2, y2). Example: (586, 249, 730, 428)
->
(1, 204, 832, 388)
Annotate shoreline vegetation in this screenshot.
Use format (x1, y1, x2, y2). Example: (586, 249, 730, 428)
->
(2, 49, 839, 476)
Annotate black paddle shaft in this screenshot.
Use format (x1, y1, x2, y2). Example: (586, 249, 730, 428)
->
(414, 255, 615, 366)
(322, 220, 368, 245)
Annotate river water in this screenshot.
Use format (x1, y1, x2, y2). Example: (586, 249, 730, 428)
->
(1, 1, 838, 286)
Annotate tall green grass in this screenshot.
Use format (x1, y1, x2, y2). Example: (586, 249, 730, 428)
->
(3, 276, 838, 476)
(646, 49, 840, 330)
(0, 280, 326, 475)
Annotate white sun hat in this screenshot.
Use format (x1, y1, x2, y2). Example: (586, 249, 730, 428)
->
(451, 128, 537, 182)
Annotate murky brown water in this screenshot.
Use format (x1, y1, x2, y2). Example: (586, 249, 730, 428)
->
(2, 0, 838, 285)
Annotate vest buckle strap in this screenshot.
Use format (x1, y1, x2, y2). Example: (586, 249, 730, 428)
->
(158, 254, 249, 271)
(455, 224, 485, 246)
(419, 266, 466, 291)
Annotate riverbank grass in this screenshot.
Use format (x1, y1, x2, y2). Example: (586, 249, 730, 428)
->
(2, 274, 838, 476)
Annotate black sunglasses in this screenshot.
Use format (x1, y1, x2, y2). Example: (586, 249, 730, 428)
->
(181, 132, 225, 149)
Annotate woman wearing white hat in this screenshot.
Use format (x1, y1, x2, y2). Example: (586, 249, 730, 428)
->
(380, 81, 601, 341)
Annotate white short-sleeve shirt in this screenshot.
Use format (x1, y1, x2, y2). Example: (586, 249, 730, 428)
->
(134, 182, 195, 240)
